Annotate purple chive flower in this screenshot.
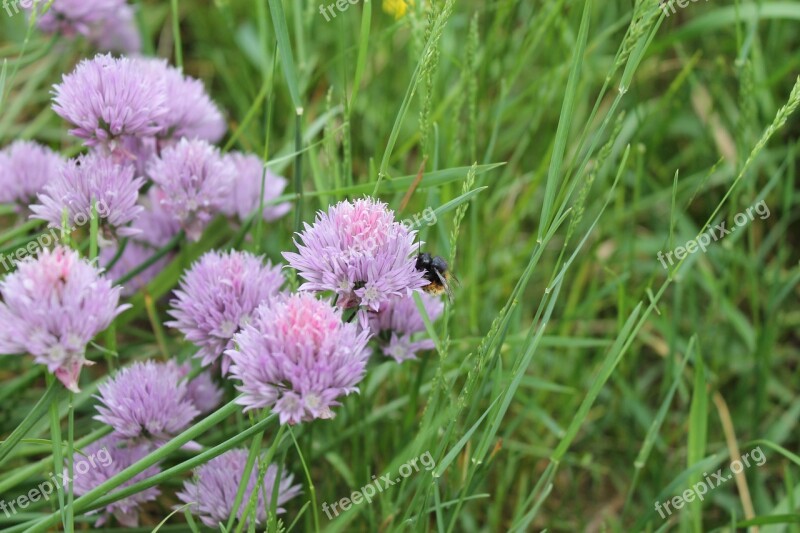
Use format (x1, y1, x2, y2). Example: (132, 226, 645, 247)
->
(132, 187, 183, 247)
(147, 138, 234, 240)
(167, 360, 224, 414)
(52, 54, 167, 148)
(117, 135, 158, 177)
(89, 4, 142, 54)
(183, 366, 224, 414)
(0, 307, 19, 356)
(0, 246, 128, 392)
(283, 198, 427, 312)
(176, 449, 301, 527)
(94, 360, 199, 441)
(166, 250, 284, 372)
(227, 293, 371, 425)
(134, 59, 226, 143)
(30, 152, 145, 243)
(69, 436, 160, 527)
(368, 292, 443, 362)
(222, 152, 290, 222)
(32, 0, 126, 37)
(0, 140, 64, 208)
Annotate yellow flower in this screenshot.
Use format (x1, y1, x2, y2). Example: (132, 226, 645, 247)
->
(382, 0, 413, 19)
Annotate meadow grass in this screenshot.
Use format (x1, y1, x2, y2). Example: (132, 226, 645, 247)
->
(1, 0, 800, 531)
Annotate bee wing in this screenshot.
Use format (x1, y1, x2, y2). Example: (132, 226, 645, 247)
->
(447, 272, 461, 288)
(434, 270, 455, 303)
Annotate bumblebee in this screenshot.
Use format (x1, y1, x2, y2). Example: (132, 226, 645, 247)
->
(415, 252, 456, 301)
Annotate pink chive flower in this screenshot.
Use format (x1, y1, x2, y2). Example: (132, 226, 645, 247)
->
(94, 360, 199, 441)
(30, 152, 145, 243)
(283, 198, 427, 312)
(222, 152, 290, 222)
(166, 250, 284, 372)
(147, 138, 234, 241)
(0, 246, 128, 392)
(52, 54, 167, 148)
(0, 140, 64, 209)
(176, 449, 301, 527)
(226, 293, 371, 425)
(368, 292, 443, 362)
(69, 436, 160, 528)
(133, 59, 226, 143)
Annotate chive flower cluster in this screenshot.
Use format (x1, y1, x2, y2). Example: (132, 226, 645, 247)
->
(227, 293, 372, 424)
(176, 449, 301, 527)
(26, 0, 142, 54)
(30, 152, 145, 243)
(0, 246, 128, 392)
(166, 250, 285, 372)
(73, 360, 225, 526)
(0, 141, 64, 209)
(69, 436, 161, 527)
(283, 197, 428, 313)
(0, 20, 447, 527)
(45, 53, 291, 248)
(368, 292, 445, 362)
